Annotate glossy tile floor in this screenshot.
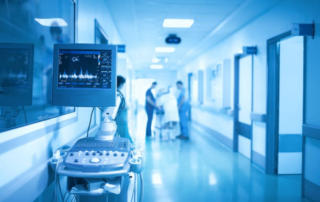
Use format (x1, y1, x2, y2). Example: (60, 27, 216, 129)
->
(132, 110, 305, 202)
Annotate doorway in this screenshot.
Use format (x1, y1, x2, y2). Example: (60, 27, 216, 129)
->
(187, 73, 193, 121)
(233, 52, 254, 157)
(266, 32, 305, 174)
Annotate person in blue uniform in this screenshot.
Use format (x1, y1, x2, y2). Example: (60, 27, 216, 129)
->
(116, 76, 133, 143)
(176, 81, 189, 140)
(145, 82, 158, 137)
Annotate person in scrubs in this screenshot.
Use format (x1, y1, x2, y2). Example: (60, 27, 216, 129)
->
(176, 81, 189, 140)
(145, 82, 158, 137)
(116, 76, 133, 143)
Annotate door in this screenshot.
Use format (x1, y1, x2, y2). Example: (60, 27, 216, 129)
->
(234, 54, 253, 159)
(187, 73, 193, 121)
(277, 36, 304, 174)
(237, 56, 253, 159)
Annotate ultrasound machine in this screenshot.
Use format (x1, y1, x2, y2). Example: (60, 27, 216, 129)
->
(50, 44, 144, 202)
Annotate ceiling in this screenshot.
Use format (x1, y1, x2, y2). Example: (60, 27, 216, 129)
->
(105, 0, 284, 70)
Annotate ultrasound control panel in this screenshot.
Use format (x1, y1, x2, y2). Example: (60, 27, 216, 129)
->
(64, 137, 131, 172)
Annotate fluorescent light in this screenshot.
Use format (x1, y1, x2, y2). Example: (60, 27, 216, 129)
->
(164, 58, 169, 63)
(35, 18, 68, 27)
(155, 47, 175, 53)
(150, 65, 163, 69)
(152, 58, 160, 63)
(163, 19, 194, 28)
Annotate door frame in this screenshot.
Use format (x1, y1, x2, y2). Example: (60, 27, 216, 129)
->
(233, 48, 257, 152)
(187, 73, 193, 121)
(265, 31, 307, 174)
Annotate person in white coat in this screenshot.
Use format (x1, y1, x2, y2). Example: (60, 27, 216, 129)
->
(157, 87, 180, 140)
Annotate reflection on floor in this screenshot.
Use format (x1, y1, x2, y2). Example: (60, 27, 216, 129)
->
(131, 110, 305, 202)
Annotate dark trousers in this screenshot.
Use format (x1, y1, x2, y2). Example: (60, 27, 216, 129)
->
(179, 103, 189, 137)
(146, 108, 154, 137)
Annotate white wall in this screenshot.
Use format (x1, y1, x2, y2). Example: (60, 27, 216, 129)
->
(135, 70, 177, 92)
(178, 0, 320, 176)
(77, 0, 123, 45)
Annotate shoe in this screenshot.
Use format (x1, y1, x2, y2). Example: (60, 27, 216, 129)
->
(176, 134, 184, 139)
(179, 136, 189, 140)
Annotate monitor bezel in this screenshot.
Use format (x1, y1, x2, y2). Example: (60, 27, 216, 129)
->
(52, 44, 117, 107)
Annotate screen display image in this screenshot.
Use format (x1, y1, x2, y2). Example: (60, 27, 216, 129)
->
(58, 50, 112, 89)
(0, 49, 30, 89)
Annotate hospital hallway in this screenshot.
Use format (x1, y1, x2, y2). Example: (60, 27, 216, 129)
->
(131, 111, 304, 202)
(2, 0, 320, 202)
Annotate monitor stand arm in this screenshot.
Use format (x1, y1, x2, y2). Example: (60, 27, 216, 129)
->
(95, 92, 122, 141)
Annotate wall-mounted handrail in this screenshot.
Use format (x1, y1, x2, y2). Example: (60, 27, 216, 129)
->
(250, 112, 266, 122)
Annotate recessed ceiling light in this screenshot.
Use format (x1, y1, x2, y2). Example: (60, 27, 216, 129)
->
(163, 19, 194, 28)
(35, 18, 68, 27)
(150, 65, 163, 69)
(152, 58, 160, 63)
(155, 47, 175, 53)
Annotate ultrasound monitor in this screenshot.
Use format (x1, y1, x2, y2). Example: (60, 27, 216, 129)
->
(52, 44, 117, 107)
(0, 43, 34, 106)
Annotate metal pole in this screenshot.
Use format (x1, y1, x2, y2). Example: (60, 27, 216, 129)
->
(134, 174, 138, 202)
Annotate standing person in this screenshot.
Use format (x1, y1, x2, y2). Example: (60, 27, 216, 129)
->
(145, 81, 158, 137)
(176, 81, 189, 140)
(116, 76, 133, 143)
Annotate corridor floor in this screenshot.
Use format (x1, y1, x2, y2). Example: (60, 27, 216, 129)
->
(134, 122, 305, 202)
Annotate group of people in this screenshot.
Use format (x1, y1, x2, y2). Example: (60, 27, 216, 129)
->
(115, 76, 189, 144)
(145, 81, 189, 140)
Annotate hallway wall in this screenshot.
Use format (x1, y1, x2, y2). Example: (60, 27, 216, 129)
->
(177, 1, 320, 201)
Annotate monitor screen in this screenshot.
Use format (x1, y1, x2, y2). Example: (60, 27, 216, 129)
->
(0, 43, 33, 106)
(52, 44, 116, 107)
(58, 50, 112, 89)
(0, 49, 30, 89)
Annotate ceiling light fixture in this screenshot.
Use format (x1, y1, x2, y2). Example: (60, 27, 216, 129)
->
(163, 19, 194, 28)
(35, 18, 68, 27)
(155, 47, 175, 53)
(150, 65, 163, 69)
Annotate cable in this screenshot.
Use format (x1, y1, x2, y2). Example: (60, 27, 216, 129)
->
(54, 157, 63, 202)
(58, 174, 63, 201)
(51, 189, 55, 202)
(87, 107, 95, 138)
(63, 192, 67, 202)
(131, 174, 136, 202)
(140, 173, 144, 202)
(66, 193, 72, 202)
(22, 106, 28, 123)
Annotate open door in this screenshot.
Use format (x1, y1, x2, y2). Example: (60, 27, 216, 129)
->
(277, 36, 304, 174)
(266, 31, 305, 175)
(233, 47, 256, 157)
